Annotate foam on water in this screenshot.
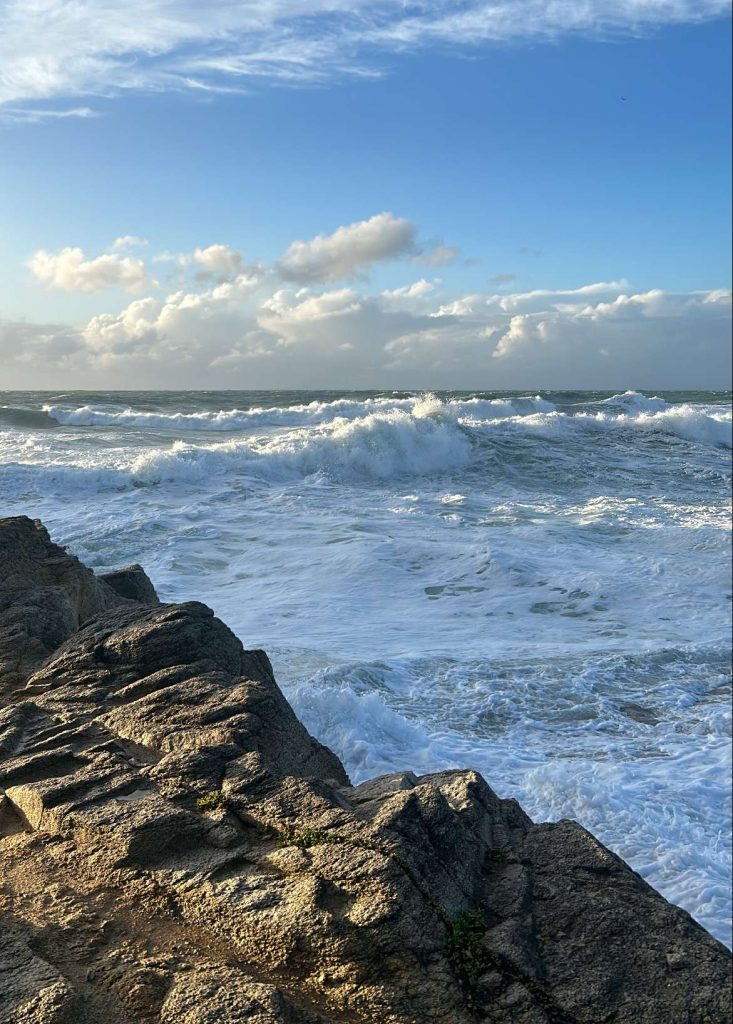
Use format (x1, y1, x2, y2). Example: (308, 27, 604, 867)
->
(1, 388, 730, 945)
(583, 403, 733, 448)
(598, 389, 671, 413)
(41, 393, 555, 431)
(128, 407, 473, 484)
(4, 393, 728, 502)
(284, 645, 732, 943)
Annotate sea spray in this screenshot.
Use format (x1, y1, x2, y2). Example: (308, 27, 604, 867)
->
(1, 387, 730, 945)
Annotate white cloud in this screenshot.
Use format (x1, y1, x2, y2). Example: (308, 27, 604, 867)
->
(112, 235, 149, 251)
(278, 213, 417, 283)
(489, 288, 733, 374)
(0, 2, 728, 119)
(28, 246, 148, 294)
(0, 105, 97, 124)
(261, 287, 365, 324)
(576, 287, 732, 320)
(81, 268, 263, 364)
(431, 295, 484, 317)
(3, 269, 730, 389)
(7, 219, 731, 387)
(175, 244, 243, 277)
(381, 279, 436, 309)
(486, 280, 629, 314)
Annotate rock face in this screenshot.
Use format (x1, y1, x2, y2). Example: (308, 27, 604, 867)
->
(0, 518, 132, 696)
(0, 517, 730, 1024)
(98, 566, 161, 607)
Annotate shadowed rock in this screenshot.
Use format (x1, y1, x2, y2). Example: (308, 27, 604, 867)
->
(0, 518, 159, 697)
(98, 565, 160, 606)
(0, 517, 730, 1024)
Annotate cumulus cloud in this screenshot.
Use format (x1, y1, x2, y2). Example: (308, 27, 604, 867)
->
(0, 3, 728, 119)
(81, 268, 263, 364)
(28, 246, 148, 294)
(431, 295, 484, 317)
(4, 271, 730, 390)
(278, 213, 417, 283)
(261, 287, 365, 325)
(175, 244, 243, 277)
(380, 279, 436, 309)
(9, 217, 731, 388)
(485, 280, 630, 315)
(112, 236, 148, 251)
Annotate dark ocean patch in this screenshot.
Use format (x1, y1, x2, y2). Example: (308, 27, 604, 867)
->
(0, 406, 59, 430)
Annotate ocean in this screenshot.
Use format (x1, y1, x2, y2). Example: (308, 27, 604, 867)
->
(1, 388, 731, 945)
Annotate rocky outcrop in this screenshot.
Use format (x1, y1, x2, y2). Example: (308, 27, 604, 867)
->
(0, 517, 730, 1024)
(0, 518, 153, 696)
(98, 565, 161, 607)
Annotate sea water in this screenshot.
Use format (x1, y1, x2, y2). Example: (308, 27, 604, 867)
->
(1, 388, 730, 945)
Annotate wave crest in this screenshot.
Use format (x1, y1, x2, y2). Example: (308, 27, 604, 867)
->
(41, 393, 556, 432)
(131, 408, 473, 485)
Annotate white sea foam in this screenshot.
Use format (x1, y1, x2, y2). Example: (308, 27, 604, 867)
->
(611, 404, 732, 447)
(285, 646, 732, 946)
(40, 392, 730, 451)
(41, 393, 556, 432)
(599, 389, 671, 413)
(2, 388, 730, 944)
(3, 396, 731, 501)
(42, 398, 397, 430)
(129, 408, 473, 484)
(470, 402, 732, 448)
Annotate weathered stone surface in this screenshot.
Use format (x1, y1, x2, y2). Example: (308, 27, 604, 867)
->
(0, 517, 730, 1024)
(0, 923, 77, 1024)
(0, 517, 128, 694)
(159, 968, 329, 1024)
(98, 565, 160, 606)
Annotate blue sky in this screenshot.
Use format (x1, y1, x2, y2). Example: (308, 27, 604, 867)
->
(0, 2, 730, 389)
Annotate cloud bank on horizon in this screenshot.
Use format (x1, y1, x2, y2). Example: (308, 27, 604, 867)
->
(0, 0, 730, 123)
(4, 213, 730, 389)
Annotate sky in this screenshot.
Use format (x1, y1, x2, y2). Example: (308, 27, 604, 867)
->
(0, 0, 730, 390)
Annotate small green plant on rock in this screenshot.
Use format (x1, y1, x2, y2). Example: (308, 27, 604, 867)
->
(196, 790, 226, 812)
(280, 827, 337, 849)
(448, 909, 488, 996)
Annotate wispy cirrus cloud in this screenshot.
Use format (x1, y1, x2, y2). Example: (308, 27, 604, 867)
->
(0, 2, 729, 121)
(0, 105, 98, 125)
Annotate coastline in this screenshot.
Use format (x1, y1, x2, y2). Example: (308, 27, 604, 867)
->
(1, 516, 730, 1023)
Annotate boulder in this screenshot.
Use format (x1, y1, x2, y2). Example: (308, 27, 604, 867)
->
(97, 564, 160, 606)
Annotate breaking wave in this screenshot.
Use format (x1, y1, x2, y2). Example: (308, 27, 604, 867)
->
(39, 391, 731, 448)
(130, 407, 473, 484)
(41, 393, 556, 431)
(4, 392, 730, 501)
(1, 386, 730, 945)
(582, 403, 732, 448)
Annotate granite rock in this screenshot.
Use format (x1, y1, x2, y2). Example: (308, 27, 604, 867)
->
(0, 517, 730, 1024)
